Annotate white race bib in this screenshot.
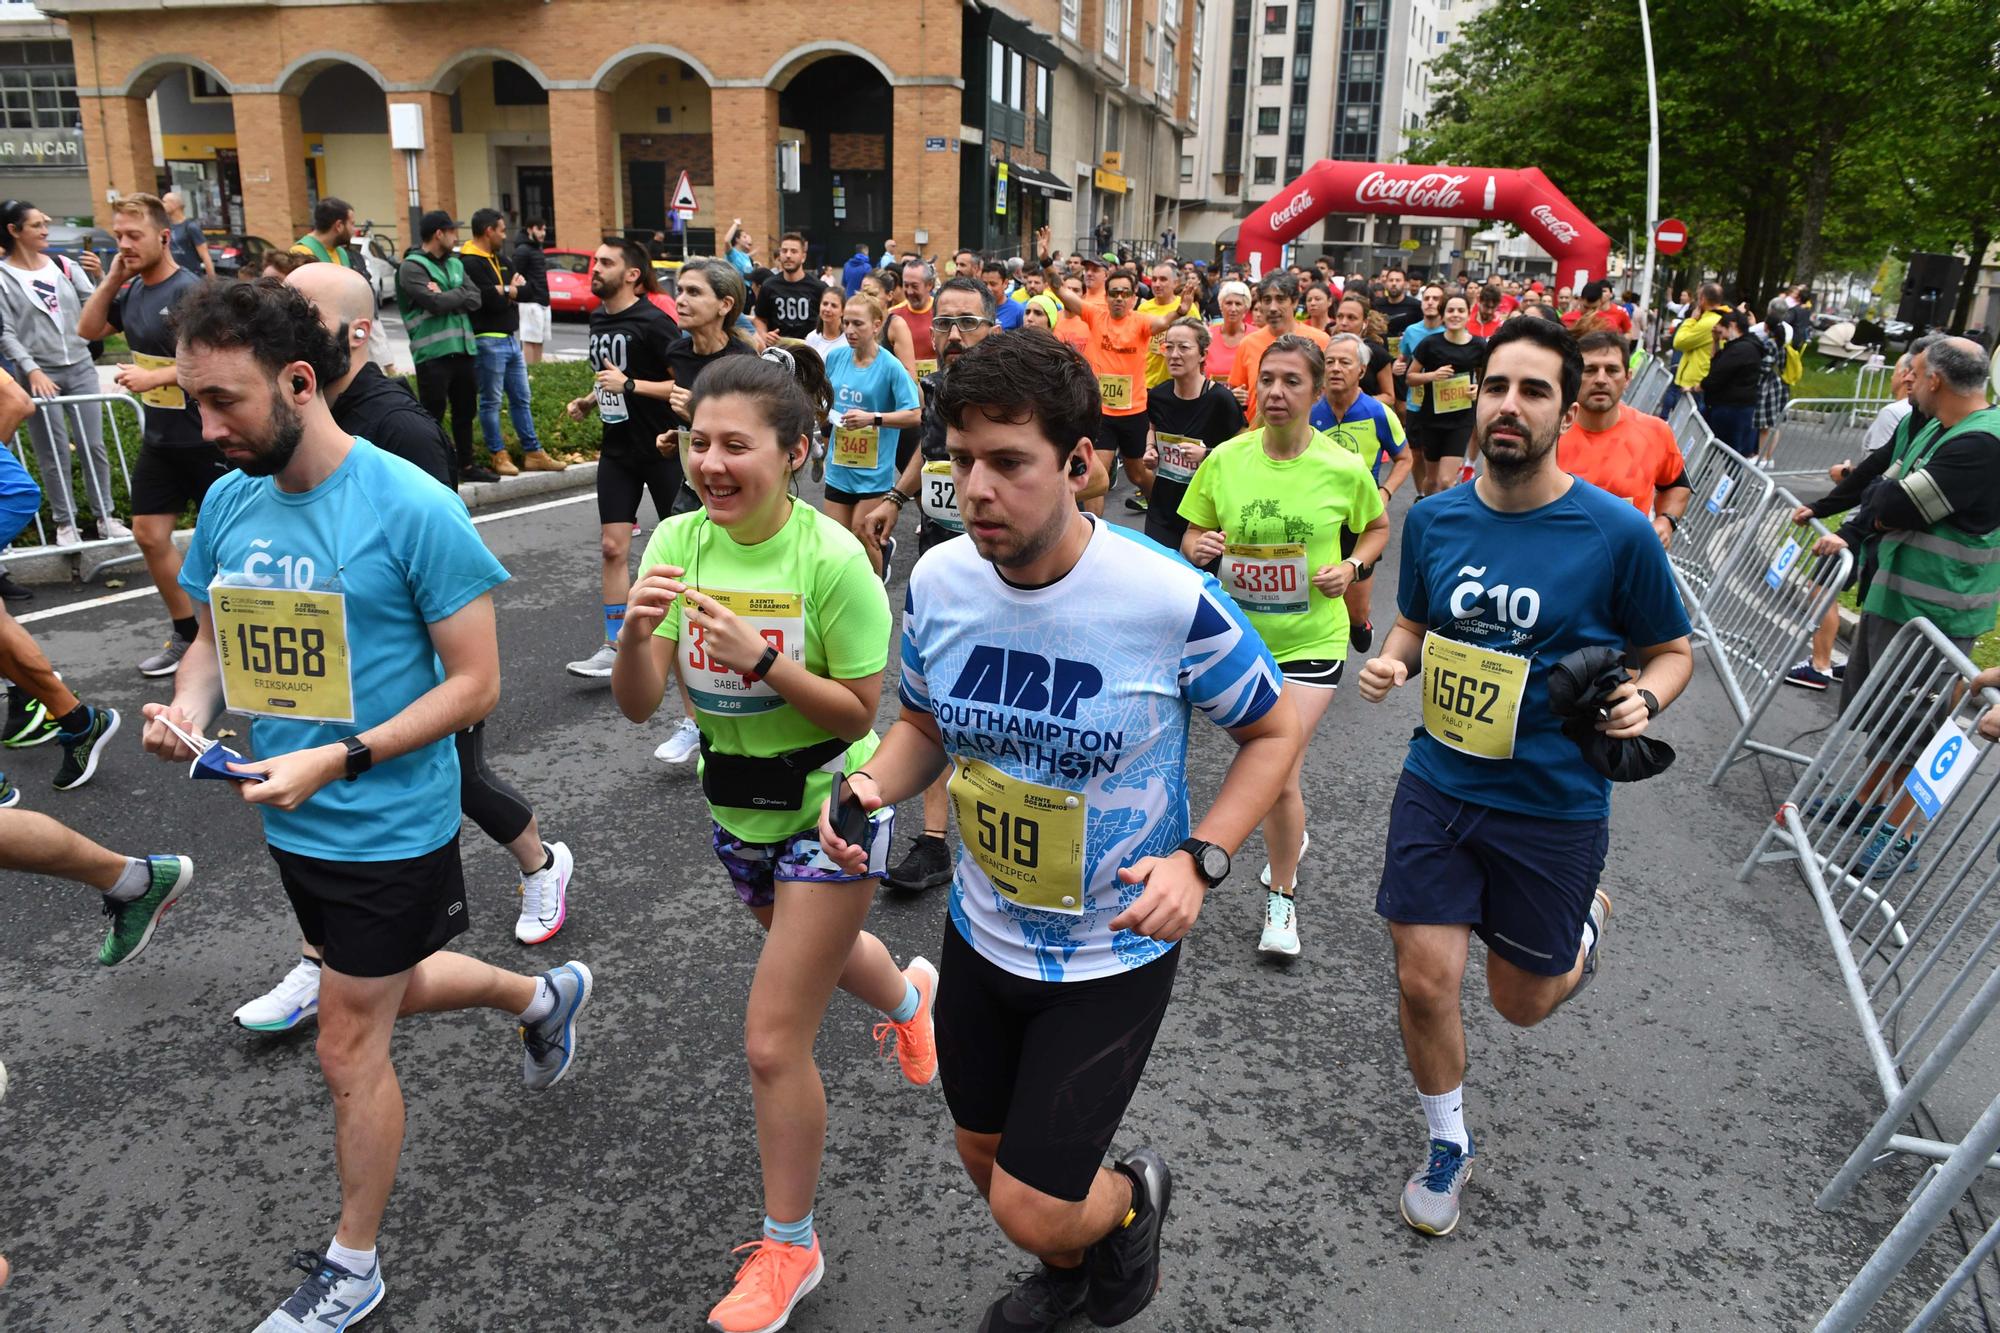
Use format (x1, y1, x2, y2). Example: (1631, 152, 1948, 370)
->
(919, 460, 962, 531)
(1154, 433, 1202, 485)
(681, 589, 805, 715)
(1223, 542, 1309, 615)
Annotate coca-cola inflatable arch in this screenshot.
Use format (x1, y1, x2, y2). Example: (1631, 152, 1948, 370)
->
(1237, 162, 1610, 289)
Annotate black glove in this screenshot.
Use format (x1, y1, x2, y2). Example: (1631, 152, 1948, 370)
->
(1545, 645, 1676, 783)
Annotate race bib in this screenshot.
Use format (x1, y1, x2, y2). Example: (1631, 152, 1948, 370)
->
(132, 350, 185, 410)
(915, 358, 939, 378)
(1223, 542, 1309, 615)
(1154, 433, 1202, 485)
(1098, 374, 1134, 410)
(681, 589, 805, 715)
(598, 385, 629, 425)
(211, 585, 354, 724)
(1431, 373, 1475, 414)
(832, 423, 878, 471)
(1421, 632, 1529, 761)
(919, 459, 962, 531)
(948, 756, 1086, 914)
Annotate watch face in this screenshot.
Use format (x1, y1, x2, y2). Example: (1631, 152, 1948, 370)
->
(1200, 845, 1230, 882)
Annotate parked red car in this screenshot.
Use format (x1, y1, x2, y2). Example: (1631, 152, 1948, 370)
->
(544, 248, 678, 321)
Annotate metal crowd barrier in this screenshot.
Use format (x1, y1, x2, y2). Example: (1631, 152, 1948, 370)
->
(1669, 393, 1708, 460)
(1738, 618, 2000, 1200)
(1670, 430, 1775, 614)
(3, 391, 146, 552)
(1765, 397, 1893, 483)
(1624, 356, 1671, 416)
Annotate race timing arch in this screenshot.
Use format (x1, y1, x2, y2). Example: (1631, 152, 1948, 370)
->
(1235, 161, 1611, 290)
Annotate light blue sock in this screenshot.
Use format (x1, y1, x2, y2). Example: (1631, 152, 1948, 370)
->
(603, 603, 627, 644)
(763, 1211, 814, 1247)
(886, 978, 920, 1025)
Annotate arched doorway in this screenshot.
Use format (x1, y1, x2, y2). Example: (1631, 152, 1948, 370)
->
(775, 55, 892, 272)
(289, 60, 394, 245)
(134, 59, 239, 234)
(430, 53, 551, 241)
(598, 52, 714, 254)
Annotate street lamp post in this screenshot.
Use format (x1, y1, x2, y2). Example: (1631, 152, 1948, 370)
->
(1637, 0, 1662, 350)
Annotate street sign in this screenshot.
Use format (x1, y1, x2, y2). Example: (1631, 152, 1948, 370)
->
(925, 136, 948, 152)
(671, 169, 697, 216)
(1654, 217, 1688, 255)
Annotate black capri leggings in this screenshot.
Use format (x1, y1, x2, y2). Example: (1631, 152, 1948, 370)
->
(457, 721, 535, 847)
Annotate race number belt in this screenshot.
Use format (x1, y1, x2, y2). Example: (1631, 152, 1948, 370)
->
(682, 588, 805, 715)
(1223, 542, 1309, 615)
(832, 424, 879, 470)
(1421, 632, 1529, 761)
(211, 585, 354, 723)
(132, 350, 186, 410)
(1098, 374, 1135, 411)
(948, 756, 1086, 914)
(1154, 433, 1202, 485)
(919, 459, 962, 531)
(1431, 373, 1475, 414)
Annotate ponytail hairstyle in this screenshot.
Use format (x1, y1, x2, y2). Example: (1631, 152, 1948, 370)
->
(0, 198, 34, 255)
(767, 338, 834, 423)
(687, 354, 818, 475)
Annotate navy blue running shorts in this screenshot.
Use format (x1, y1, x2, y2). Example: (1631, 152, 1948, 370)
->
(1375, 769, 1609, 977)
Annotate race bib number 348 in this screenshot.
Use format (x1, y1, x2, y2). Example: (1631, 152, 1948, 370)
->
(212, 586, 354, 723)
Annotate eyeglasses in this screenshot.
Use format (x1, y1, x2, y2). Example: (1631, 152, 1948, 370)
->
(933, 316, 994, 333)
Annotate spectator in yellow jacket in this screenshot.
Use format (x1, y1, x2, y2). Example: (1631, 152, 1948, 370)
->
(1665, 282, 1729, 416)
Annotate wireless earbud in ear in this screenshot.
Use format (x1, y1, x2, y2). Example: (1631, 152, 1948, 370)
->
(291, 375, 307, 395)
(1068, 453, 1087, 478)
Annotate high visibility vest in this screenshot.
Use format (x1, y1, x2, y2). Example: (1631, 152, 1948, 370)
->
(402, 253, 477, 365)
(1864, 407, 2000, 638)
(291, 234, 352, 267)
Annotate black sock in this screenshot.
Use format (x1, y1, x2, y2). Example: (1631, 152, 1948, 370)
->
(172, 616, 198, 643)
(302, 954, 322, 969)
(57, 703, 90, 733)
(536, 844, 555, 872)
(919, 831, 948, 845)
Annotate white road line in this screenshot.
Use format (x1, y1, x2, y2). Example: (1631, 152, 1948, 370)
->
(11, 491, 595, 625)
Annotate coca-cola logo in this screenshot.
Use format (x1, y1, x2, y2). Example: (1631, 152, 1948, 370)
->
(1530, 204, 1578, 244)
(1269, 188, 1315, 230)
(1355, 169, 1469, 212)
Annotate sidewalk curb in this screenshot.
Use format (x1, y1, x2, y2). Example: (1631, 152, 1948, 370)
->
(1, 460, 598, 586)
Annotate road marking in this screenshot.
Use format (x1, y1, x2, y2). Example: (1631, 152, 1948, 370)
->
(12, 492, 596, 625)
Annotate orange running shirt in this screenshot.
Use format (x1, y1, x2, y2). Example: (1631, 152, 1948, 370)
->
(1557, 407, 1684, 515)
(1078, 301, 1153, 416)
(1228, 323, 1331, 422)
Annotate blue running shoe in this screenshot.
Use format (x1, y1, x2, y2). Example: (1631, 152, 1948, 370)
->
(1857, 827, 1917, 882)
(254, 1249, 384, 1331)
(521, 960, 593, 1090)
(1400, 1137, 1475, 1236)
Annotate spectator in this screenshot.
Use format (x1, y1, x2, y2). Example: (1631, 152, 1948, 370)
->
(1751, 299, 1793, 463)
(1666, 281, 1729, 416)
(398, 210, 493, 483)
(259, 249, 304, 280)
(722, 217, 755, 276)
(161, 191, 214, 278)
(980, 261, 1023, 330)
(289, 196, 357, 269)
(510, 217, 551, 365)
(0, 199, 122, 545)
(841, 242, 873, 296)
(461, 206, 565, 475)
(1784, 287, 1815, 352)
(1699, 310, 1762, 457)
(1093, 214, 1113, 256)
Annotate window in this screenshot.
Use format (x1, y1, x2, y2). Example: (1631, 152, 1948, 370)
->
(1104, 99, 1123, 153)
(1285, 154, 1303, 176)
(1353, 0, 1380, 21)
(1061, 0, 1081, 39)
(1348, 51, 1376, 80)
(1010, 51, 1025, 109)
(1144, 22, 1156, 63)
(1181, 153, 1195, 181)
(1254, 155, 1276, 183)
(1437, 28, 1450, 44)
(990, 41, 1006, 103)
(1189, 63, 1200, 125)
(1193, 0, 1206, 58)
(1163, 0, 1179, 31)
(1264, 5, 1286, 33)
(1159, 35, 1177, 99)
(1257, 106, 1279, 133)
(1261, 56, 1283, 83)
(188, 68, 228, 101)
(1293, 52, 1310, 80)
(1343, 105, 1373, 130)
(1037, 63, 1050, 116)
(1289, 103, 1306, 130)
(1297, 0, 1315, 32)
(1105, 0, 1124, 58)
(0, 65, 78, 130)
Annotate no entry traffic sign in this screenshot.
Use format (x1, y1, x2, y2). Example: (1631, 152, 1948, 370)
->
(1655, 217, 1688, 255)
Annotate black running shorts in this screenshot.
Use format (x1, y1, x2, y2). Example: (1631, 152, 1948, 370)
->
(269, 836, 468, 978)
(129, 444, 231, 517)
(1097, 412, 1151, 460)
(596, 449, 684, 527)
(935, 920, 1180, 1203)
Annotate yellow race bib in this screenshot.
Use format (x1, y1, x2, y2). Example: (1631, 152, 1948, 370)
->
(1432, 373, 1475, 414)
(831, 424, 878, 470)
(1421, 632, 1529, 760)
(915, 358, 939, 378)
(211, 585, 353, 723)
(132, 350, 185, 410)
(1098, 374, 1134, 411)
(1223, 542, 1309, 615)
(682, 588, 805, 715)
(919, 459, 962, 531)
(948, 756, 1086, 914)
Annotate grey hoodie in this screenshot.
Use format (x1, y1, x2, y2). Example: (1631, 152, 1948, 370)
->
(0, 252, 95, 373)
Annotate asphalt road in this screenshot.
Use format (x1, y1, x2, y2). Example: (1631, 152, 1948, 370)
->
(0, 477, 1991, 1331)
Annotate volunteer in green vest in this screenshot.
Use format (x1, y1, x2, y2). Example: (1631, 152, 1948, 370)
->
(397, 211, 495, 484)
(1810, 335, 2000, 880)
(290, 197, 357, 270)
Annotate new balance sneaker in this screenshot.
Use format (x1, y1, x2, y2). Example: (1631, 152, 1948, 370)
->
(1258, 892, 1300, 958)
(1565, 890, 1612, 1006)
(655, 716, 701, 765)
(1259, 828, 1309, 887)
(977, 1264, 1089, 1333)
(1785, 661, 1833, 691)
(98, 855, 193, 968)
(1400, 1136, 1475, 1236)
(515, 842, 573, 945)
(1350, 619, 1375, 654)
(1084, 1147, 1172, 1326)
(1858, 827, 1918, 882)
(872, 956, 938, 1086)
(51, 705, 119, 791)
(253, 1250, 385, 1333)
(234, 959, 322, 1032)
(707, 1235, 824, 1333)
(521, 960, 593, 1090)
(0, 772, 17, 808)
(565, 641, 618, 679)
(884, 833, 953, 892)
(3, 691, 55, 748)
(138, 634, 192, 678)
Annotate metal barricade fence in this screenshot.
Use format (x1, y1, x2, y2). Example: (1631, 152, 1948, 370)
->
(1738, 618, 2000, 1200)
(1667, 391, 1700, 455)
(3, 391, 146, 551)
(1766, 397, 1892, 482)
(1669, 432, 1776, 616)
(1696, 487, 1854, 783)
(1624, 356, 1671, 417)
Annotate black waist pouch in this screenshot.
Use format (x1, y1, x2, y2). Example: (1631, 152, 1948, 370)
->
(700, 734, 851, 812)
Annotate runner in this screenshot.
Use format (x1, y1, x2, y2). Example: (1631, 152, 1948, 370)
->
(822, 292, 922, 578)
(1204, 280, 1253, 382)
(1555, 329, 1689, 542)
(0, 808, 191, 966)
(141, 278, 594, 1328)
(1403, 293, 1485, 495)
(804, 285, 845, 362)
(1138, 260, 1184, 389)
(1182, 334, 1388, 958)
(1226, 274, 1330, 422)
(608, 354, 935, 1333)
(819, 330, 1296, 1332)
(1390, 281, 1447, 419)
(74, 191, 213, 677)
(1300, 282, 1335, 336)
(1055, 265, 1192, 511)
(888, 258, 937, 381)
(562, 238, 683, 680)
(1310, 331, 1411, 653)
(754, 232, 824, 345)
(982, 261, 1025, 330)
(1357, 316, 1691, 1238)
(1142, 316, 1245, 558)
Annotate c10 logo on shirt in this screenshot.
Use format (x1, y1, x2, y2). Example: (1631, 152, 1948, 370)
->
(1447, 565, 1541, 629)
(240, 539, 317, 591)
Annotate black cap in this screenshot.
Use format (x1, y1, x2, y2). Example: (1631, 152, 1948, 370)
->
(419, 209, 465, 240)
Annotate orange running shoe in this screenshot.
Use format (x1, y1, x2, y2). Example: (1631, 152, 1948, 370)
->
(706, 1235, 824, 1333)
(873, 955, 938, 1086)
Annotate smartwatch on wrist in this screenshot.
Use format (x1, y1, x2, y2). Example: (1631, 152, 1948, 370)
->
(1177, 838, 1231, 887)
(1638, 688, 1661, 718)
(873, 413, 883, 429)
(744, 644, 781, 684)
(340, 735, 372, 781)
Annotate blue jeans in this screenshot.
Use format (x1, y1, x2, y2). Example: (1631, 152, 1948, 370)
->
(1703, 402, 1756, 458)
(474, 334, 543, 453)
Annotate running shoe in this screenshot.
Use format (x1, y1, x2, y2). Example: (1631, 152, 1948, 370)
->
(1400, 1136, 1475, 1236)
(1351, 619, 1374, 654)
(1123, 494, 1148, 513)
(565, 642, 618, 679)
(54, 522, 79, 547)
(99, 517, 132, 540)
(884, 834, 953, 892)
(515, 842, 573, 945)
(1784, 661, 1832, 691)
(98, 855, 193, 968)
(1258, 892, 1300, 958)
(138, 633, 192, 678)
(977, 1264, 1089, 1332)
(707, 1235, 824, 1333)
(0, 569, 31, 603)
(1259, 828, 1309, 887)
(1857, 827, 1917, 882)
(1084, 1147, 1172, 1326)
(873, 956, 938, 1086)
(235, 959, 321, 1032)
(1830, 659, 1847, 682)
(521, 960, 593, 1090)
(879, 535, 897, 586)
(1803, 794, 1884, 829)
(3, 692, 55, 748)
(51, 705, 119, 791)
(1565, 890, 1612, 1006)
(655, 716, 702, 765)
(253, 1250, 384, 1333)
(0, 772, 17, 808)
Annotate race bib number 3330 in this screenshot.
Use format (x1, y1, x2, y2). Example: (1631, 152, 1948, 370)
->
(212, 586, 354, 723)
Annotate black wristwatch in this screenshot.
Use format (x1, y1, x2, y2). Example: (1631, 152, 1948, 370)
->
(744, 643, 781, 684)
(1177, 837, 1231, 887)
(873, 412, 883, 429)
(1638, 688, 1661, 718)
(340, 734, 372, 781)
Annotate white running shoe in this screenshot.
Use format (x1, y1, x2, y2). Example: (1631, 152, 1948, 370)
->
(516, 841, 573, 945)
(654, 716, 701, 765)
(1259, 891, 1301, 957)
(1260, 828, 1309, 887)
(99, 516, 133, 540)
(565, 641, 619, 678)
(234, 958, 321, 1032)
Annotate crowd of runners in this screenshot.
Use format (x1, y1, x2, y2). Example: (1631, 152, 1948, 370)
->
(0, 210, 1717, 1333)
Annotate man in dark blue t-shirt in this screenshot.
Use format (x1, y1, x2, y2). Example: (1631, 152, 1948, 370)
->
(1357, 317, 1693, 1239)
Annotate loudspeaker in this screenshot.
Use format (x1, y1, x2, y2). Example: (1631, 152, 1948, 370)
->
(1898, 252, 1965, 329)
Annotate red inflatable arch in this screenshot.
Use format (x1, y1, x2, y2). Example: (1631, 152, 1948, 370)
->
(1236, 161, 1611, 291)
